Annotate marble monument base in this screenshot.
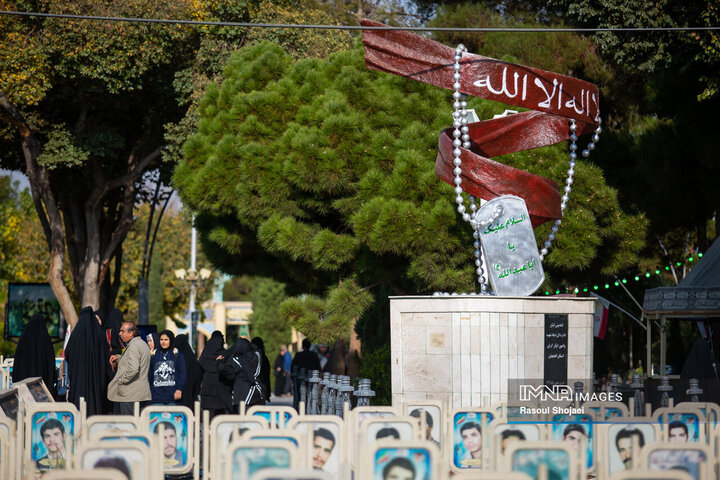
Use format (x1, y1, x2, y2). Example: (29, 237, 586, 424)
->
(390, 296, 595, 407)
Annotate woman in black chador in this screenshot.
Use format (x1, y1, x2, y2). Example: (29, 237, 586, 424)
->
(251, 337, 271, 402)
(199, 331, 227, 419)
(12, 314, 57, 398)
(174, 334, 202, 410)
(65, 307, 109, 416)
(218, 337, 265, 411)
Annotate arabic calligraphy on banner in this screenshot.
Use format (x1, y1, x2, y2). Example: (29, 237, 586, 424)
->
(475, 195, 544, 296)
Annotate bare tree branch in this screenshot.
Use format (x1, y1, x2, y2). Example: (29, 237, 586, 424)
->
(98, 180, 136, 285)
(105, 146, 164, 193)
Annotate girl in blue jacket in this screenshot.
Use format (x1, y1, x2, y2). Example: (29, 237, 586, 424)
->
(149, 330, 187, 405)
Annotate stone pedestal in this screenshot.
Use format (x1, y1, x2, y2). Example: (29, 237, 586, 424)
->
(390, 296, 595, 407)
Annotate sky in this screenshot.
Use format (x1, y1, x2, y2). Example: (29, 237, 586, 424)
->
(0, 168, 29, 191)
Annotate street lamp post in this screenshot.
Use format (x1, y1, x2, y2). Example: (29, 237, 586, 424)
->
(174, 220, 211, 352)
(188, 223, 197, 349)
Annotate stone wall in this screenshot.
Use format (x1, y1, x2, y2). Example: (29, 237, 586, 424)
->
(389, 296, 595, 407)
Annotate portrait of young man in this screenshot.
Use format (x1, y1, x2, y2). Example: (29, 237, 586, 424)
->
(561, 424, 586, 453)
(500, 429, 526, 455)
(312, 427, 335, 471)
(410, 408, 440, 448)
(668, 420, 689, 443)
(35, 418, 67, 469)
(457, 421, 483, 467)
(615, 427, 645, 471)
(155, 421, 184, 467)
(381, 457, 416, 480)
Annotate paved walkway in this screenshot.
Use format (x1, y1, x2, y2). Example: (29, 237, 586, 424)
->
(268, 393, 294, 407)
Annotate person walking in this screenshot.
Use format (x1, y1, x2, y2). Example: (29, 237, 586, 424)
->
(199, 331, 227, 419)
(218, 337, 265, 411)
(107, 322, 151, 415)
(282, 345, 293, 395)
(174, 334, 202, 410)
(251, 337, 271, 403)
(292, 339, 321, 373)
(274, 345, 288, 397)
(149, 330, 186, 406)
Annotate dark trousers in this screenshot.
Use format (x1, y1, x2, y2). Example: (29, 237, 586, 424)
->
(275, 374, 286, 396)
(114, 401, 149, 415)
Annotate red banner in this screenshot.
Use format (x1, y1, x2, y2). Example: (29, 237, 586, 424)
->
(361, 20, 601, 226)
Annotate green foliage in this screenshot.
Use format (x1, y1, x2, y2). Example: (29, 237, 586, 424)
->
(1, 1, 191, 105)
(0, 315, 18, 356)
(223, 276, 253, 301)
(559, 0, 720, 258)
(430, 4, 612, 84)
(162, 0, 353, 167)
(0, 176, 23, 279)
(36, 126, 90, 170)
(281, 278, 372, 343)
(115, 205, 214, 324)
(176, 41, 644, 343)
(355, 344, 391, 405)
(42, 1, 191, 95)
(148, 249, 166, 330)
(559, 0, 720, 101)
(0, 176, 50, 283)
(247, 277, 291, 389)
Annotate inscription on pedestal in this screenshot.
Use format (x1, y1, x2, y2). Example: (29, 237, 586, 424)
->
(544, 314, 568, 385)
(477, 195, 544, 296)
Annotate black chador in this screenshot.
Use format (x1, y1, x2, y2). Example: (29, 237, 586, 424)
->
(12, 314, 57, 397)
(65, 307, 109, 416)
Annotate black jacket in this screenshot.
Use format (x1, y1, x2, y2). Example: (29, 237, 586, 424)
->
(257, 352, 271, 402)
(218, 338, 265, 409)
(175, 334, 202, 409)
(291, 349, 321, 373)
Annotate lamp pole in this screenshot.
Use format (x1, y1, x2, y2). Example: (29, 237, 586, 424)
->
(188, 218, 197, 350)
(174, 216, 212, 353)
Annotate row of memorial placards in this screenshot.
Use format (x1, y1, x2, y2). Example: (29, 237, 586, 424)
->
(1, 399, 720, 479)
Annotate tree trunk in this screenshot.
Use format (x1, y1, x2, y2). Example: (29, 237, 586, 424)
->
(82, 208, 102, 310)
(0, 92, 79, 327)
(697, 218, 708, 253)
(326, 339, 347, 375)
(47, 213, 78, 328)
(348, 318, 362, 379)
(1, 93, 161, 329)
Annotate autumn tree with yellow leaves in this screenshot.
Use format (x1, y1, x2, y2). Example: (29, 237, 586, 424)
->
(0, 0, 351, 327)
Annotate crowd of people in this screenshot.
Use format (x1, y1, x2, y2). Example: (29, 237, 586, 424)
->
(11, 306, 327, 418)
(273, 339, 331, 396)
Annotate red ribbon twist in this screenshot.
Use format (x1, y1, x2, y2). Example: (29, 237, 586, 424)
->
(361, 20, 601, 227)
